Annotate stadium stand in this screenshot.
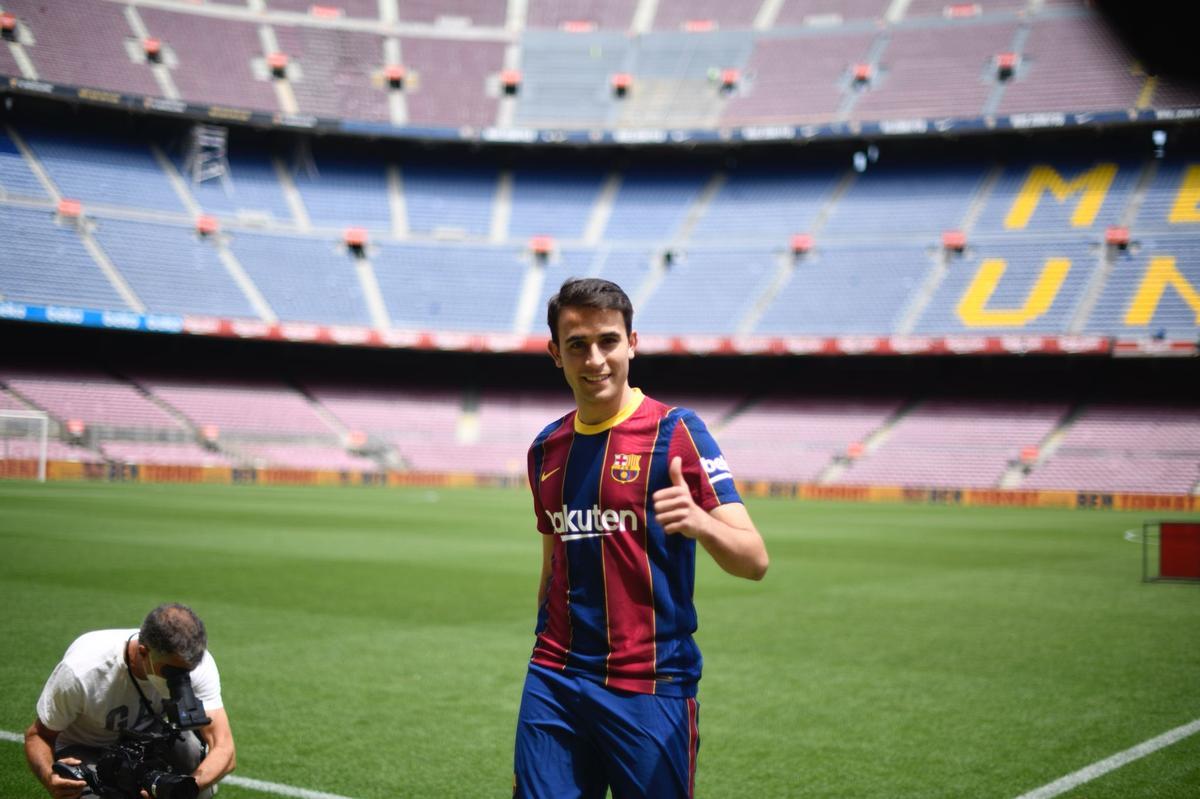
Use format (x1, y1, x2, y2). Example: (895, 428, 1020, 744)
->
(716, 397, 904, 483)
(0, 369, 184, 432)
(507, 166, 608, 240)
(601, 168, 710, 242)
(849, 21, 1019, 122)
(137, 7, 280, 111)
(651, 0, 760, 31)
(511, 31, 631, 128)
(772, 0, 891, 26)
(688, 165, 843, 243)
(91, 219, 259, 319)
(836, 399, 1070, 489)
(227, 231, 372, 326)
(5, 0, 161, 98)
(20, 127, 186, 214)
(0, 205, 132, 311)
(1085, 238, 1200, 338)
(287, 148, 393, 231)
(525, 0, 640, 31)
(272, 25, 391, 123)
(401, 163, 496, 238)
(994, 14, 1143, 116)
(720, 30, 879, 125)
(371, 243, 526, 331)
(0, 128, 47, 199)
(130, 376, 336, 436)
(1023, 404, 1200, 494)
(755, 244, 936, 335)
(913, 239, 1098, 335)
(399, 37, 507, 128)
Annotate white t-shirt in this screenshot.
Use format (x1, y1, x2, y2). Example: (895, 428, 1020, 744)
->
(36, 629, 223, 749)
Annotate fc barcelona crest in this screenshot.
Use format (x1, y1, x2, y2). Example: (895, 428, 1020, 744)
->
(611, 453, 642, 483)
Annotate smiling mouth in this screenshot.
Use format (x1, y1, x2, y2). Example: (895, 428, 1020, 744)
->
(582, 374, 610, 385)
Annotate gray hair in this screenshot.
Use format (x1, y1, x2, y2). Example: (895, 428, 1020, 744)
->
(140, 603, 207, 669)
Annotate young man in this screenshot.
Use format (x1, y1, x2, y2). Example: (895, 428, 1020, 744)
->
(25, 603, 235, 799)
(513, 278, 768, 798)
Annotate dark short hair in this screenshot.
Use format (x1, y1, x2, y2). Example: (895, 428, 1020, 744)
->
(547, 278, 633, 344)
(140, 603, 207, 669)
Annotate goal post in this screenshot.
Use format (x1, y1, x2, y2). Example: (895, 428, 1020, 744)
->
(1143, 520, 1200, 583)
(0, 409, 49, 482)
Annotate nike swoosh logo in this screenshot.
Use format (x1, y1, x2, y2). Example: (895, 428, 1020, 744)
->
(540, 467, 561, 482)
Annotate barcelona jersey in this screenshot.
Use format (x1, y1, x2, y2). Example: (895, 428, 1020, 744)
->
(526, 389, 742, 697)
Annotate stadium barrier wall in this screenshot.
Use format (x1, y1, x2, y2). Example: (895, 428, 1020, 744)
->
(3, 458, 1196, 511)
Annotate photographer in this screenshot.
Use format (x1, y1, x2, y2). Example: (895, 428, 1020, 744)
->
(24, 603, 236, 799)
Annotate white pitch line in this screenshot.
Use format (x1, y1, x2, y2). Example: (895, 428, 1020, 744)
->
(0, 731, 359, 799)
(1014, 717, 1200, 799)
(224, 775, 359, 799)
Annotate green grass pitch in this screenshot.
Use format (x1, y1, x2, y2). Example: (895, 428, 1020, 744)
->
(1, 480, 1197, 798)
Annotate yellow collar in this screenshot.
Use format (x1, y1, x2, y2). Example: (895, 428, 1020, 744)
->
(575, 388, 644, 434)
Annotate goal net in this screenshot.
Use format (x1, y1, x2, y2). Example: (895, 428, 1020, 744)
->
(0, 410, 50, 482)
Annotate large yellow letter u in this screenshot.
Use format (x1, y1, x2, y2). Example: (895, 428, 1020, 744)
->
(956, 258, 1071, 327)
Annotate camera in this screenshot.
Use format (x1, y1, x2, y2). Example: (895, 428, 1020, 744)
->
(53, 665, 211, 799)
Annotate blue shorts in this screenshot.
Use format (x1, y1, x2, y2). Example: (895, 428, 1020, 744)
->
(513, 663, 699, 799)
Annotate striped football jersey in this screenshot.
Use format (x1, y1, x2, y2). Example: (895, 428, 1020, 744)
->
(526, 389, 741, 697)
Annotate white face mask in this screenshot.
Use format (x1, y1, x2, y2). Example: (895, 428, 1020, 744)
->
(143, 651, 170, 697)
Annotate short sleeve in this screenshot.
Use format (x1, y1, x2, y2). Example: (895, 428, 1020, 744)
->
(668, 410, 742, 511)
(36, 662, 84, 732)
(190, 651, 223, 712)
(528, 439, 553, 536)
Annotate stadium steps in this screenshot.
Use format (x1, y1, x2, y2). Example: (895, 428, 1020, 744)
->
(386, 164, 410, 238)
(836, 33, 889, 122)
(631, 0, 658, 35)
(754, 0, 786, 30)
(982, 24, 1031, 117)
(124, 5, 181, 101)
(675, 172, 726, 243)
(258, 24, 300, 115)
(491, 169, 513, 243)
(352, 252, 392, 329)
(457, 388, 481, 445)
(3, 124, 143, 312)
(998, 401, 1083, 488)
(383, 38, 409, 126)
(215, 242, 279, 323)
(495, 43, 522, 128)
(507, 0, 529, 31)
(896, 163, 1004, 335)
(737, 166, 858, 335)
(513, 255, 547, 335)
(272, 156, 312, 231)
(583, 173, 622, 247)
(817, 397, 920, 484)
(1068, 158, 1159, 333)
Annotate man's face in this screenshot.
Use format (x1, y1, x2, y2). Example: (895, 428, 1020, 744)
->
(549, 305, 637, 423)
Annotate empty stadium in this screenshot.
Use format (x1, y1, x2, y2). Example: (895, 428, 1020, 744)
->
(1, 1, 1198, 797)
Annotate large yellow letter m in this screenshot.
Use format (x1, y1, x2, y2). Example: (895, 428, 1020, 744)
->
(1004, 164, 1117, 230)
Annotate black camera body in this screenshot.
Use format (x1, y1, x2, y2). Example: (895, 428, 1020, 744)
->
(54, 665, 211, 799)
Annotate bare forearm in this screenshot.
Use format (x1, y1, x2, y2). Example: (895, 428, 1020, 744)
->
(696, 515, 769, 581)
(192, 744, 235, 790)
(23, 725, 55, 787)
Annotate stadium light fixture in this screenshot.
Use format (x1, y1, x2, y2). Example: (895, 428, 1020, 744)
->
(384, 64, 406, 90)
(1105, 226, 1131, 249)
(267, 52, 289, 78)
(501, 69, 522, 95)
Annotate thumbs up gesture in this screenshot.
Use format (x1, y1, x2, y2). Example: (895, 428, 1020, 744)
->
(652, 456, 706, 539)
